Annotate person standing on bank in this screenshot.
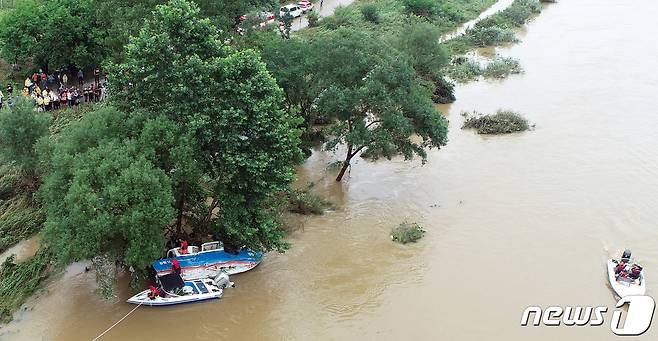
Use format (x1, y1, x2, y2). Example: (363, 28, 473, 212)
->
(94, 66, 100, 87)
(78, 69, 84, 87)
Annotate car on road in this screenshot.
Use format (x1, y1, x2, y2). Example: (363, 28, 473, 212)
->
(298, 1, 314, 13)
(239, 11, 276, 27)
(280, 4, 303, 18)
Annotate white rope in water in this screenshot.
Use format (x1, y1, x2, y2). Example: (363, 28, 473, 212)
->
(91, 303, 142, 341)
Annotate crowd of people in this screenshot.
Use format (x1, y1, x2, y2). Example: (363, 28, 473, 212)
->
(0, 67, 105, 111)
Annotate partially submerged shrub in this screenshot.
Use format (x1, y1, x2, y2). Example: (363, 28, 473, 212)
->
(391, 222, 425, 244)
(483, 56, 523, 79)
(431, 76, 456, 104)
(462, 110, 531, 134)
(288, 182, 331, 215)
(360, 3, 380, 24)
(92, 255, 118, 299)
(476, 0, 542, 29)
(468, 26, 517, 47)
(447, 57, 483, 83)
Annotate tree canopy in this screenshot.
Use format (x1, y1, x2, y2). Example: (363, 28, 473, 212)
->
(108, 0, 302, 251)
(0, 0, 105, 70)
(0, 99, 50, 181)
(261, 28, 449, 181)
(39, 107, 175, 269)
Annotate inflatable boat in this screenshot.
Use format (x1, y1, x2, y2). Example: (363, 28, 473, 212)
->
(607, 250, 646, 298)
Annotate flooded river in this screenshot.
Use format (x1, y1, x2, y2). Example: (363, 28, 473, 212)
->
(2, 0, 658, 339)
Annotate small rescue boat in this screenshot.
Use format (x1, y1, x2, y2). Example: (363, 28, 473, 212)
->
(607, 249, 646, 298)
(127, 272, 234, 306)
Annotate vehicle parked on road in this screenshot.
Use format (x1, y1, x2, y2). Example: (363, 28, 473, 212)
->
(280, 4, 303, 18)
(298, 1, 314, 13)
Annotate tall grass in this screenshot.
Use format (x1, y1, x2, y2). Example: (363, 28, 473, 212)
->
(0, 249, 50, 322)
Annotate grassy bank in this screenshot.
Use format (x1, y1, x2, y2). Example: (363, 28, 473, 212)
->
(0, 249, 51, 322)
(302, 0, 499, 38)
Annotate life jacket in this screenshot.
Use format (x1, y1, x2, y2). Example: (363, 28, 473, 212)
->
(615, 262, 626, 273)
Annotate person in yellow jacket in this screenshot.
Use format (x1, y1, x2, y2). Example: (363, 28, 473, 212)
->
(36, 95, 44, 111)
(43, 94, 51, 111)
(24, 77, 33, 92)
(21, 87, 29, 97)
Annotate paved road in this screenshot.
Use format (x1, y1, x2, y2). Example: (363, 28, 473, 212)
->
(290, 0, 355, 31)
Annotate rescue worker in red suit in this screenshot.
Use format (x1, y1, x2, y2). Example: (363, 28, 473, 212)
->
(179, 239, 188, 254)
(171, 257, 182, 277)
(148, 285, 161, 300)
(614, 261, 626, 275)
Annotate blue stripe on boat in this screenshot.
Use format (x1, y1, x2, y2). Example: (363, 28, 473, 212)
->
(195, 281, 209, 294)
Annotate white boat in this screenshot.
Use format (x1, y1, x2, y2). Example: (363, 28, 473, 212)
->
(127, 272, 233, 306)
(607, 251, 646, 298)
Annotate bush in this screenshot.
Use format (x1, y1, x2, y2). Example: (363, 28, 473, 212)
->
(391, 222, 425, 244)
(468, 26, 517, 47)
(462, 110, 531, 134)
(288, 182, 331, 215)
(447, 57, 483, 83)
(307, 11, 319, 27)
(403, 0, 438, 17)
(483, 56, 523, 79)
(476, 0, 541, 29)
(322, 5, 359, 29)
(360, 3, 380, 24)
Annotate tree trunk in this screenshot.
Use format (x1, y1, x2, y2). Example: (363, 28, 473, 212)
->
(336, 143, 353, 182)
(175, 184, 187, 235)
(335, 160, 350, 182)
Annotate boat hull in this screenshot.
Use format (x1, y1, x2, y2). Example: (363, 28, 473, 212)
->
(127, 279, 223, 306)
(607, 259, 646, 297)
(153, 248, 262, 280)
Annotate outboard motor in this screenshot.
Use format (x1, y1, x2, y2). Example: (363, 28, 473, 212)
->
(622, 249, 632, 263)
(214, 270, 235, 289)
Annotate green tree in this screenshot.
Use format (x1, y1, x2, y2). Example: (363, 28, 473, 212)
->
(0, 0, 41, 66)
(394, 22, 454, 104)
(37, 0, 105, 70)
(39, 107, 175, 270)
(0, 99, 50, 184)
(108, 0, 302, 251)
(311, 29, 448, 181)
(261, 36, 320, 144)
(0, 0, 105, 70)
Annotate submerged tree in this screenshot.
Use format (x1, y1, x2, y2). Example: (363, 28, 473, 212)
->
(310, 29, 449, 181)
(108, 0, 302, 251)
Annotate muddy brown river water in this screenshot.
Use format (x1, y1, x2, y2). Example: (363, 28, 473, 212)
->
(2, 0, 658, 340)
